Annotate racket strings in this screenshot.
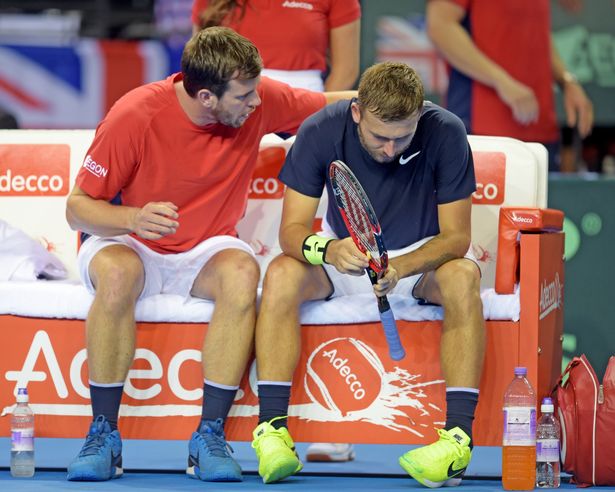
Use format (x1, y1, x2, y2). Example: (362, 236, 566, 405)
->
(335, 171, 383, 267)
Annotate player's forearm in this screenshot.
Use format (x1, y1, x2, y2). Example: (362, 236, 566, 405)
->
(324, 67, 359, 92)
(390, 232, 470, 279)
(66, 193, 138, 237)
(551, 39, 577, 89)
(325, 19, 360, 91)
(323, 90, 357, 105)
(427, 7, 510, 89)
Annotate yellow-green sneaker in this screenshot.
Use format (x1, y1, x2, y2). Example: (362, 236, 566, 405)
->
(251, 417, 303, 484)
(399, 427, 472, 488)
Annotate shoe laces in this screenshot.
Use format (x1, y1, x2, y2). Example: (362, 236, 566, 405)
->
(198, 418, 234, 458)
(252, 416, 290, 450)
(79, 416, 112, 457)
(436, 429, 465, 460)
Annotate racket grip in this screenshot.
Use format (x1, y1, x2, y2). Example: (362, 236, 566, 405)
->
(379, 302, 405, 361)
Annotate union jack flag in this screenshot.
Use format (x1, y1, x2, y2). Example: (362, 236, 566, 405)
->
(0, 40, 182, 129)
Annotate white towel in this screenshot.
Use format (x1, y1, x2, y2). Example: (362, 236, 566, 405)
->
(0, 219, 67, 281)
(0, 281, 520, 323)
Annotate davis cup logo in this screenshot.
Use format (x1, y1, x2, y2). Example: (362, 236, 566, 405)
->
(305, 338, 383, 416)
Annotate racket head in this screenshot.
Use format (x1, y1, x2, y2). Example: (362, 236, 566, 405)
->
(329, 160, 388, 274)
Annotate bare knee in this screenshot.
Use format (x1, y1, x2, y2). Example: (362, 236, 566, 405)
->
(90, 248, 144, 308)
(231, 255, 260, 294)
(262, 255, 308, 305)
(210, 253, 260, 307)
(436, 259, 481, 308)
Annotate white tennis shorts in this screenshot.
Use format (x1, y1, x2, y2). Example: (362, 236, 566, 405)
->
(78, 234, 255, 299)
(322, 236, 478, 299)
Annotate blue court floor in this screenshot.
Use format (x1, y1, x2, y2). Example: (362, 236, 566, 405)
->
(1, 439, 613, 491)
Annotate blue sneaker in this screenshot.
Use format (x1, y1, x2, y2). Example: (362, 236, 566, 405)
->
(67, 415, 123, 481)
(186, 418, 242, 482)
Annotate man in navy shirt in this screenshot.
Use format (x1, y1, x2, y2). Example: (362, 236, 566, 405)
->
(251, 62, 485, 488)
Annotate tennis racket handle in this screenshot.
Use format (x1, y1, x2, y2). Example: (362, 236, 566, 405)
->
(379, 305, 405, 361)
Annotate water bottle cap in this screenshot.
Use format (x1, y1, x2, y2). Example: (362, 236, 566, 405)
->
(514, 366, 527, 376)
(16, 387, 29, 403)
(541, 397, 554, 413)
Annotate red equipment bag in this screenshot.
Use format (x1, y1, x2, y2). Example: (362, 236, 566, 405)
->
(552, 354, 615, 486)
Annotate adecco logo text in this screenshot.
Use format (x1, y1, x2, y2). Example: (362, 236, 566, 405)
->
(0, 144, 70, 196)
(472, 151, 506, 205)
(248, 147, 286, 199)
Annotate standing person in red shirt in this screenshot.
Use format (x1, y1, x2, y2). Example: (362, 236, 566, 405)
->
(192, 0, 361, 91)
(64, 26, 354, 484)
(426, 0, 593, 171)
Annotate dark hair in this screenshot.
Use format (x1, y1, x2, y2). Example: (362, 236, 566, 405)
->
(357, 62, 424, 121)
(197, 0, 248, 29)
(181, 26, 262, 98)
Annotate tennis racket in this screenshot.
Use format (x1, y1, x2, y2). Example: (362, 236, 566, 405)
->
(329, 160, 405, 361)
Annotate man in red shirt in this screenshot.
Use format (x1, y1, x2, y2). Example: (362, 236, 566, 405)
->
(65, 26, 353, 483)
(427, 0, 593, 171)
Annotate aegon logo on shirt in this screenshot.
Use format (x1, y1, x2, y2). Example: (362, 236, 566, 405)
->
(82, 155, 108, 179)
(472, 151, 506, 205)
(0, 144, 70, 196)
(248, 146, 286, 199)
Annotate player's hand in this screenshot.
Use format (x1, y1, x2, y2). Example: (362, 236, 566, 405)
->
(325, 237, 369, 276)
(495, 76, 539, 126)
(563, 79, 593, 138)
(373, 266, 399, 297)
(131, 202, 179, 240)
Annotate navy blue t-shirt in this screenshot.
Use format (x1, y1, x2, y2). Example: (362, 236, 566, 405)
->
(278, 100, 476, 250)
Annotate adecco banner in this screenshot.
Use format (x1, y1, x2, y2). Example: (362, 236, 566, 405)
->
(0, 144, 70, 196)
(0, 317, 446, 444)
(0, 312, 533, 445)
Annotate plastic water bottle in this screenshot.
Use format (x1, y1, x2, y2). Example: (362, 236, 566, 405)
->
(502, 367, 536, 490)
(536, 397, 561, 488)
(10, 388, 35, 478)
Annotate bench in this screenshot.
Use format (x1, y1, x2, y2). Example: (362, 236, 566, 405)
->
(0, 130, 564, 445)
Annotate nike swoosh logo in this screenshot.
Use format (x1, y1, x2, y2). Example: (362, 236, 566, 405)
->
(447, 462, 467, 479)
(399, 150, 421, 165)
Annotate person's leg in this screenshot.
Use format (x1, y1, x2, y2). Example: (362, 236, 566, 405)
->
(426, 259, 484, 438)
(68, 244, 145, 481)
(252, 254, 333, 484)
(399, 258, 485, 488)
(543, 140, 562, 173)
(186, 248, 260, 482)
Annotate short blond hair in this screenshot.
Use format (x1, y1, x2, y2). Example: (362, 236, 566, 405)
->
(357, 62, 424, 121)
(181, 26, 262, 98)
